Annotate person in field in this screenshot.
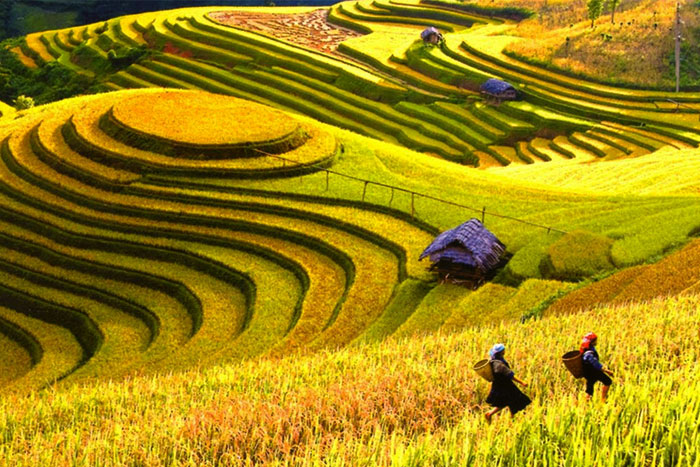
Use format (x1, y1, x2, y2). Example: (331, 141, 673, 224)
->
(484, 343, 531, 422)
(580, 332, 614, 401)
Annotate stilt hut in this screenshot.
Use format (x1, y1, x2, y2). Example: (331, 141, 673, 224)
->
(419, 218, 507, 288)
(480, 78, 518, 103)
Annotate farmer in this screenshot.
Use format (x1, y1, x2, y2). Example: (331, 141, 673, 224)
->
(580, 332, 614, 401)
(484, 343, 531, 422)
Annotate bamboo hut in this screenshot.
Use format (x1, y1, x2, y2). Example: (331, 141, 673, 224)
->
(419, 218, 507, 288)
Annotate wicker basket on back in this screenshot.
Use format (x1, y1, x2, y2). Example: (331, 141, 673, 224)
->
(562, 350, 584, 378)
(473, 359, 494, 382)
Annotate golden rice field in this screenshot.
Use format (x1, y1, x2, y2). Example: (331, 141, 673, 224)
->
(1, 0, 700, 464)
(0, 294, 698, 465)
(110, 92, 301, 147)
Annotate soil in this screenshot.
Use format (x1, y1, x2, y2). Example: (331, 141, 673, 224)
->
(208, 9, 363, 55)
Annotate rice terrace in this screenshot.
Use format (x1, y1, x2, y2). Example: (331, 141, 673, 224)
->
(1, 0, 700, 464)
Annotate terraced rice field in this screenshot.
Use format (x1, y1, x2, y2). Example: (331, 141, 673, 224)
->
(1, 0, 699, 389)
(14, 2, 700, 169)
(0, 88, 448, 390)
(1, 84, 699, 394)
(2, 2, 700, 462)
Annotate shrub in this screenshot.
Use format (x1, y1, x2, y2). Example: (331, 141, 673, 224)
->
(541, 230, 614, 280)
(12, 94, 34, 110)
(502, 234, 558, 284)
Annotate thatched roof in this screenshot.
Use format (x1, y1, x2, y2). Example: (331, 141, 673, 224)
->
(480, 78, 516, 95)
(419, 219, 506, 272)
(421, 27, 441, 40)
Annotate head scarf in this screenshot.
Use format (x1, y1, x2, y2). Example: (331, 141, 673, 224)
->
(580, 332, 597, 353)
(489, 343, 505, 359)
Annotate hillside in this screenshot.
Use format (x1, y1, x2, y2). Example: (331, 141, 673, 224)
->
(503, 0, 700, 89)
(0, 0, 698, 385)
(0, 2, 699, 463)
(0, 0, 336, 40)
(0, 84, 699, 392)
(0, 293, 698, 464)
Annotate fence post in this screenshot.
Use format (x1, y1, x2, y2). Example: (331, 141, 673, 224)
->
(362, 181, 368, 201)
(481, 207, 486, 224)
(389, 187, 394, 206)
(411, 193, 415, 218)
(325, 170, 329, 191)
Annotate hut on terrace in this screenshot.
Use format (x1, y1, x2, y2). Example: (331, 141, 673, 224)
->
(419, 218, 507, 288)
(421, 26, 444, 45)
(480, 78, 518, 103)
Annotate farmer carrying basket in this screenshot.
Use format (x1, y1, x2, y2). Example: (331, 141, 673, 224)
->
(580, 332, 614, 401)
(483, 343, 531, 422)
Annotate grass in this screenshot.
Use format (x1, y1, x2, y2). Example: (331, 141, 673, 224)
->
(0, 267, 150, 379)
(505, 0, 699, 89)
(353, 278, 434, 344)
(36, 115, 141, 184)
(491, 278, 572, 321)
(8, 46, 38, 69)
(0, 292, 698, 463)
(491, 145, 700, 195)
(0, 236, 160, 345)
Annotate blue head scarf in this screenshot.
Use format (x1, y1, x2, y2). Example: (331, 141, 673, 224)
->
(489, 343, 505, 359)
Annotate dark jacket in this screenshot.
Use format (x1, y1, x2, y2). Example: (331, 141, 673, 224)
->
(582, 347, 603, 371)
(485, 357, 531, 414)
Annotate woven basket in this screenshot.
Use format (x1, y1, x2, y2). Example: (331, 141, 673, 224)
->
(562, 350, 584, 379)
(473, 359, 494, 382)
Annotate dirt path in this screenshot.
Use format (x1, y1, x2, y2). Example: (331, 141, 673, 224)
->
(209, 9, 363, 55)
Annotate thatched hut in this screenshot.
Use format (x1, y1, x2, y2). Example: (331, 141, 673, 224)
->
(419, 218, 507, 288)
(480, 78, 518, 102)
(421, 26, 444, 45)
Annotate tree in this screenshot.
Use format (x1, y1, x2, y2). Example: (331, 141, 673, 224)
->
(609, 0, 620, 24)
(0, 0, 16, 40)
(587, 0, 604, 28)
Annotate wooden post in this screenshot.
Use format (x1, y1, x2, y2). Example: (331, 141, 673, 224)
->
(325, 170, 329, 191)
(675, 1, 681, 93)
(481, 206, 486, 224)
(389, 187, 394, 206)
(362, 181, 368, 201)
